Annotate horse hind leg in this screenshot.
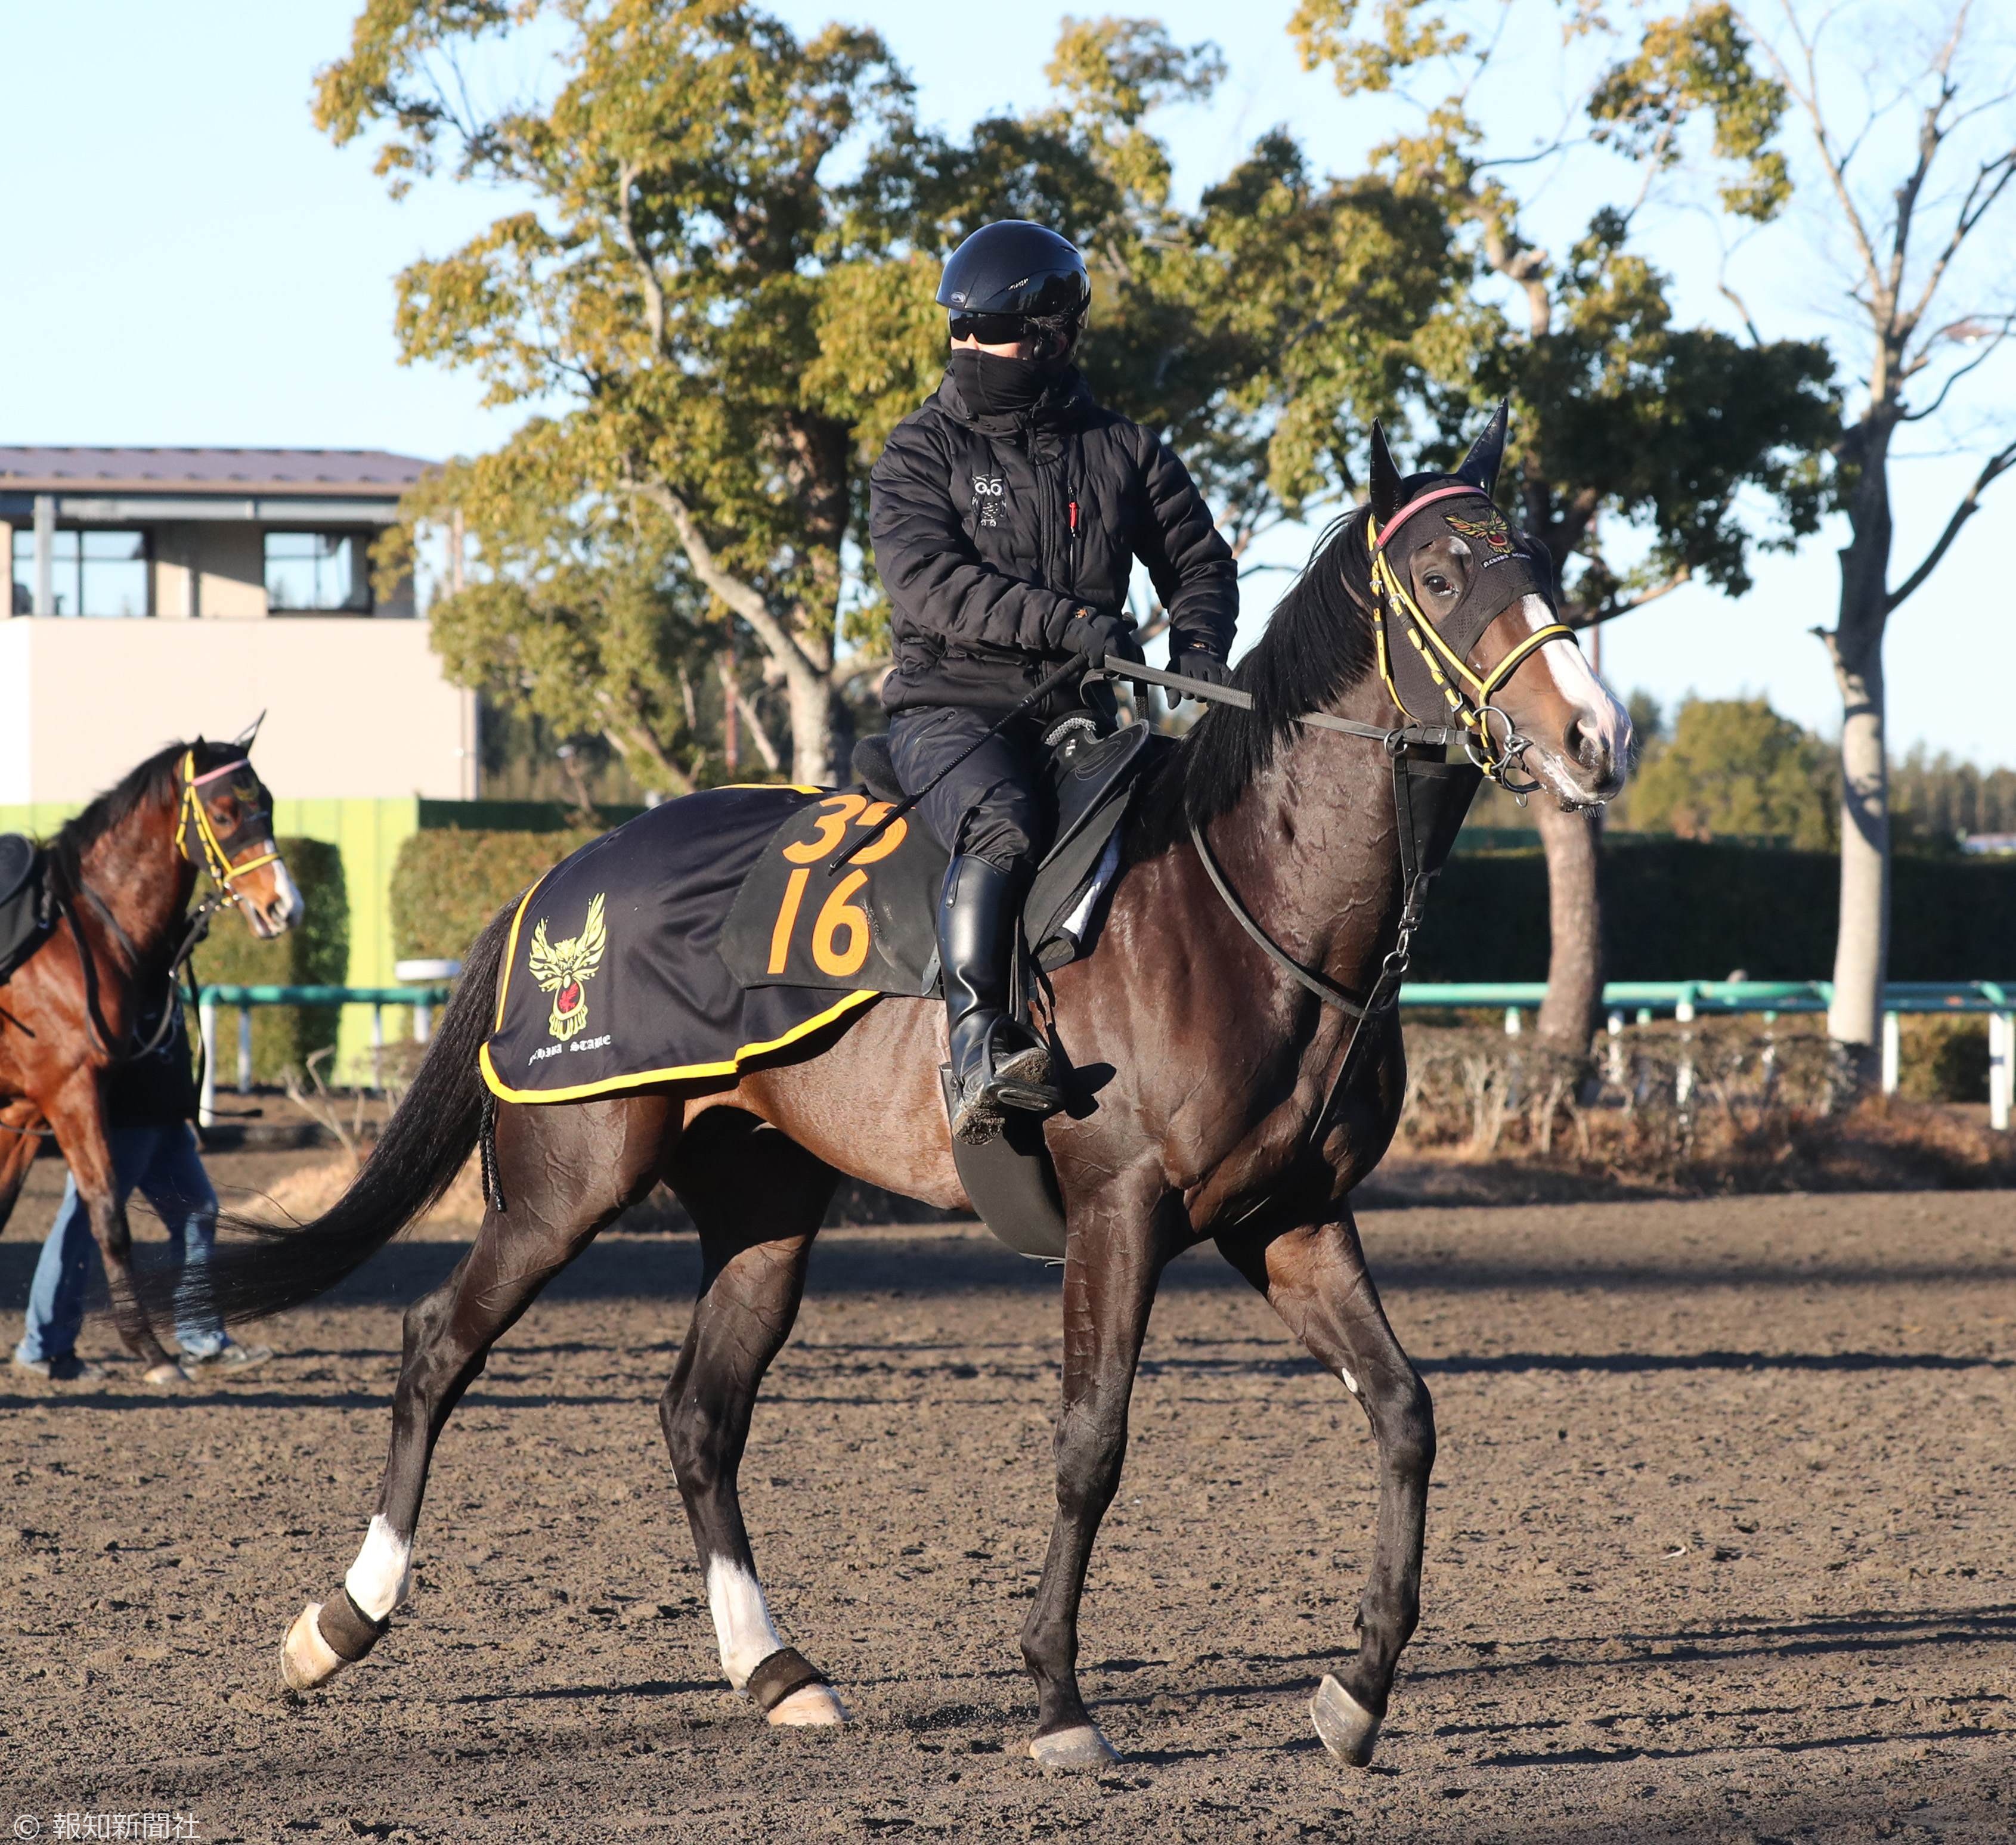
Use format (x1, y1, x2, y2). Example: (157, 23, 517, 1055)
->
(1216, 1208, 1434, 1769)
(282, 1094, 674, 1694)
(658, 1109, 843, 1728)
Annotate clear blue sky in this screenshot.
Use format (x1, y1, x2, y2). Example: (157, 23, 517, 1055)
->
(4, 0, 2008, 763)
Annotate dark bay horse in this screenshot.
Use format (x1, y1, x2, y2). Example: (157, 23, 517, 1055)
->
(0, 736, 302, 1380)
(191, 420, 1630, 1766)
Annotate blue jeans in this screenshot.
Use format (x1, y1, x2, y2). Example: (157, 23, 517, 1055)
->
(13, 1122, 224, 1365)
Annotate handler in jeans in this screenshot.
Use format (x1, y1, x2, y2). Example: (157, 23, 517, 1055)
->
(11, 995, 269, 1382)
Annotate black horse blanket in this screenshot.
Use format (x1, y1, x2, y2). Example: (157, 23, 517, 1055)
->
(479, 786, 946, 1103)
(480, 728, 1150, 1105)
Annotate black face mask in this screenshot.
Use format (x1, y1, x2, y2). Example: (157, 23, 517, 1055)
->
(947, 348, 1066, 420)
(1373, 488, 1544, 723)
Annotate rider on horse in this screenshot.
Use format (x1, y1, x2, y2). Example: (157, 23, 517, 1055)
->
(870, 221, 1239, 1146)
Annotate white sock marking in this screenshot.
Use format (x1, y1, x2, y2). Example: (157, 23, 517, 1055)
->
(706, 1555, 785, 1689)
(344, 1515, 413, 1621)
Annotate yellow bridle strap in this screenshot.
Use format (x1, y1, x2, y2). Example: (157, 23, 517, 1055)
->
(1475, 621, 1577, 706)
(178, 751, 282, 896)
(1365, 531, 1576, 725)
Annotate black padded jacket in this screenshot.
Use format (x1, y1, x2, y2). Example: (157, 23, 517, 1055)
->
(870, 365, 1237, 715)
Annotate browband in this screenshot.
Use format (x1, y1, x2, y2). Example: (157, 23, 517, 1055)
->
(1369, 485, 1484, 553)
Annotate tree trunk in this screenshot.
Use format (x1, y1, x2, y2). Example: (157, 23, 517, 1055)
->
(1822, 411, 1898, 1087)
(1534, 799, 1603, 1051)
(1823, 626, 1890, 1078)
(785, 665, 842, 786)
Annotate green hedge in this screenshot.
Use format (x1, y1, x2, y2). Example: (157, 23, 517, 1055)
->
(191, 836, 349, 1081)
(1411, 836, 2016, 982)
(391, 829, 598, 962)
(385, 826, 2015, 994)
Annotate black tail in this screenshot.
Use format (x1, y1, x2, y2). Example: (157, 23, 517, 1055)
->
(158, 901, 516, 1327)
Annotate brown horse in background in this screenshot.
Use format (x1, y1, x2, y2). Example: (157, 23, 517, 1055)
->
(0, 737, 302, 1380)
(176, 423, 1631, 1768)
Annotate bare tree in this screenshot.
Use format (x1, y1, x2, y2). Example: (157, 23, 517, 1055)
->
(1730, 1, 2016, 1074)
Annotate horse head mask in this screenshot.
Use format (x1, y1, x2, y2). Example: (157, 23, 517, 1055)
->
(1365, 405, 1628, 805)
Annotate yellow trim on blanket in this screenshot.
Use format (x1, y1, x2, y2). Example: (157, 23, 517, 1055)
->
(494, 881, 540, 1031)
(478, 987, 882, 1104)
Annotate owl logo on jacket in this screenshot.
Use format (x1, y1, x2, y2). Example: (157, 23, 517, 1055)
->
(972, 473, 1006, 529)
(528, 892, 608, 1041)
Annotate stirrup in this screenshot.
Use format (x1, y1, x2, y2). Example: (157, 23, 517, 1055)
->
(986, 1041, 1063, 1117)
(948, 1069, 1005, 1147)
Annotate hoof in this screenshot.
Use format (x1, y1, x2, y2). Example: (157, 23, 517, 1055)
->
(143, 1360, 190, 1386)
(280, 1603, 347, 1694)
(1028, 1722, 1117, 1770)
(1311, 1674, 1382, 1766)
(767, 1682, 848, 1727)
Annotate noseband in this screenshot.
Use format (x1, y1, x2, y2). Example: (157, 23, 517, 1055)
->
(178, 750, 282, 906)
(1365, 488, 1577, 798)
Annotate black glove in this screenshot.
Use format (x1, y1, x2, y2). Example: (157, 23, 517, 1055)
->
(1168, 643, 1234, 703)
(1060, 608, 1145, 669)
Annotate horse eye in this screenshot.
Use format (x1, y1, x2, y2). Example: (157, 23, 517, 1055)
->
(1424, 573, 1454, 595)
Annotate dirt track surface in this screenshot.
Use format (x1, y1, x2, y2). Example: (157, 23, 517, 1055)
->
(4, 1185, 2014, 1842)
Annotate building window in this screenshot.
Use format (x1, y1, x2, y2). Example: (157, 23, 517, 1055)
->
(264, 531, 372, 612)
(8, 528, 151, 617)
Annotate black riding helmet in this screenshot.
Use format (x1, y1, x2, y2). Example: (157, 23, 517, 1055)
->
(938, 221, 1091, 352)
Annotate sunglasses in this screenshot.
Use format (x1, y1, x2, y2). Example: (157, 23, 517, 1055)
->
(949, 312, 1079, 355)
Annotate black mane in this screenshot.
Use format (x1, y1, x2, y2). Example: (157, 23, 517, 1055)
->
(1129, 509, 1379, 858)
(43, 739, 234, 896)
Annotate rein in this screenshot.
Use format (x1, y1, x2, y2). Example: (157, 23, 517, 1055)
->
(1098, 651, 1478, 1171)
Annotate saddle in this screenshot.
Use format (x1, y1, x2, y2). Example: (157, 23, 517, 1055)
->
(0, 835, 52, 986)
(717, 721, 1156, 1000)
(843, 724, 1160, 1262)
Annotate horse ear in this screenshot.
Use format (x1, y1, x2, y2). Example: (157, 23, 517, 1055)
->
(1456, 399, 1509, 497)
(231, 711, 265, 751)
(1368, 421, 1404, 525)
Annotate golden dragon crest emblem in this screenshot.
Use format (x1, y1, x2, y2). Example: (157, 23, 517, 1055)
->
(1445, 510, 1515, 557)
(528, 892, 608, 1041)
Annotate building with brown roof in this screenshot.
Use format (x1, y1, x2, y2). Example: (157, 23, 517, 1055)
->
(0, 447, 477, 803)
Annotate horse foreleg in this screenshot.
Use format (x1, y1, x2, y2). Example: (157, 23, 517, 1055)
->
(1218, 1208, 1433, 1768)
(661, 1112, 843, 1728)
(1020, 1179, 1175, 1769)
(42, 1078, 178, 1379)
(0, 1102, 46, 1235)
(281, 1096, 670, 1695)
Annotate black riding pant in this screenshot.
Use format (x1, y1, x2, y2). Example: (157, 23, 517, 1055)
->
(886, 706, 1050, 877)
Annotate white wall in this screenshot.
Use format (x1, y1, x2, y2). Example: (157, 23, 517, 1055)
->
(0, 622, 31, 802)
(13, 618, 475, 801)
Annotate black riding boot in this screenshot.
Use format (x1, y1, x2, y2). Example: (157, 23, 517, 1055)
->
(939, 854, 1060, 1145)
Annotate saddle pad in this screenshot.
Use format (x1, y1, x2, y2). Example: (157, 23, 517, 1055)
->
(480, 785, 943, 1103)
(0, 835, 49, 986)
(480, 739, 1154, 1105)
